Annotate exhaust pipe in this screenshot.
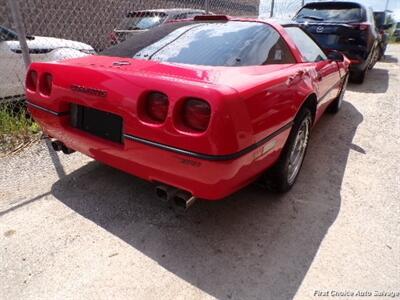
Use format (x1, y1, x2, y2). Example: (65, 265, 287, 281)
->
(172, 191, 197, 212)
(61, 145, 75, 155)
(51, 140, 63, 152)
(155, 185, 197, 213)
(51, 140, 75, 154)
(155, 185, 174, 202)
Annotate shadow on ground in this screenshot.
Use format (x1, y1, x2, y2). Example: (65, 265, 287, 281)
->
(51, 100, 363, 300)
(348, 67, 389, 94)
(381, 54, 398, 64)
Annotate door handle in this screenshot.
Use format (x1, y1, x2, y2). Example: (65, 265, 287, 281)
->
(316, 73, 323, 81)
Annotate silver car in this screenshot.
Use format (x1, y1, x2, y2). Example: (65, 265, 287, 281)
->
(110, 8, 207, 45)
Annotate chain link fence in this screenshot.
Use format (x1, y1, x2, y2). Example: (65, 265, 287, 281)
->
(0, 0, 305, 104)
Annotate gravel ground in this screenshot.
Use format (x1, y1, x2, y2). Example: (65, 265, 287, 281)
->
(1, 45, 399, 300)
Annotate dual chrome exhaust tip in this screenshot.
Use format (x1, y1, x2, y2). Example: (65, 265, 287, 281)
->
(50, 139, 196, 213)
(51, 140, 75, 155)
(156, 185, 197, 213)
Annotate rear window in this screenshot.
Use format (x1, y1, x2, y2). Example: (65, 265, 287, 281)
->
(104, 21, 296, 66)
(285, 27, 327, 62)
(117, 12, 167, 30)
(296, 3, 365, 23)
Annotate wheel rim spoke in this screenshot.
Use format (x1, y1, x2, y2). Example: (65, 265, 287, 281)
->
(288, 118, 310, 184)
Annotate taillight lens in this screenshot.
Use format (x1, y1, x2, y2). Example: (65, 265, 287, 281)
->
(351, 23, 369, 31)
(26, 70, 38, 91)
(109, 31, 117, 43)
(182, 99, 211, 132)
(39, 73, 53, 96)
(146, 92, 169, 123)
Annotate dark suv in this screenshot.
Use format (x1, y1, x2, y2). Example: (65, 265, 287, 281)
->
(294, 1, 379, 83)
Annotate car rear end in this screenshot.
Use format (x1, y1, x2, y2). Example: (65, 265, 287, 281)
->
(294, 2, 376, 76)
(25, 55, 291, 200)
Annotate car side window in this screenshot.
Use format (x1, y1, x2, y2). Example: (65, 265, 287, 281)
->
(263, 35, 296, 65)
(285, 27, 327, 62)
(173, 13, 187, 20)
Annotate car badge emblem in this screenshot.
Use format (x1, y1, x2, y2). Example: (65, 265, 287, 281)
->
(113, 61, 131, 66)
(70, 85, 107, 98)
(316, 26, 324, 33)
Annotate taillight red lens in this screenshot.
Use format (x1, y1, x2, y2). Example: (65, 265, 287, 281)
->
(40, 73, 53, 96)
(26, 70, 38, 91)
(351, 23, 369, 31)
(109, 31, 117, 42)
(146, 92, 169, 123)
(183, 99, 211, 132)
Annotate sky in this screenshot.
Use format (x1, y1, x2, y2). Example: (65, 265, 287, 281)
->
(259, 0, 400, 21)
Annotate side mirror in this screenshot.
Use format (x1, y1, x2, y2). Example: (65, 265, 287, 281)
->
(380, 24, 393, 30)
(326, 50, 344, 62)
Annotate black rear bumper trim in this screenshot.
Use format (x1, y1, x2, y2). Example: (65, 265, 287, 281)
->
(27, 101, 69, 116)
(123, 122, 293, 161)
(27, 100, 293, 161)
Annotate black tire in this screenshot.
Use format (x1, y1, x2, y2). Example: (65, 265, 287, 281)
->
(328, 73, 349, 114)
(350, 68, 366, 84)
(265, 108, 312, 193)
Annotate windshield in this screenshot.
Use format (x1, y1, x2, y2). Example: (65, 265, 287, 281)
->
(117, 12, 167, 30)
(296, 4, 364, 22)
(131, 22, 294, 66)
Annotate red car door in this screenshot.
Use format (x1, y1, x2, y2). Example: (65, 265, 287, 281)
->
(284, 26, 341, 104)
(314, 59, 341, 105)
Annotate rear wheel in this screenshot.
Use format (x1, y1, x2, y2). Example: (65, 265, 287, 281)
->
(328, 73, 349, 114)
(265, 108, 312, 193)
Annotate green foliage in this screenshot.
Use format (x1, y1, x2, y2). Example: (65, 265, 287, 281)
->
(0, 102, 40, 154)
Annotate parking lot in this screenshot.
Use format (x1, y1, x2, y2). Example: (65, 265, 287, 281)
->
(1, 44, 399, 299)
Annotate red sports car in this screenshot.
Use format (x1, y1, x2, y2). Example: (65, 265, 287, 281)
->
(26, 16, 350, 210)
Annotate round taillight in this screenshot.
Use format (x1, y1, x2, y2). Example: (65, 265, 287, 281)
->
(182, 99, 211, 132)
(146, 92, 169, 123)
(39, 73, 53, 96)
(26, 70, 38, 91)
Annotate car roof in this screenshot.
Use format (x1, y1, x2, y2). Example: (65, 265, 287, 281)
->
(302, 1, 366, 9)
(129, 8, 205, 14)
(102, 17, 304, 59)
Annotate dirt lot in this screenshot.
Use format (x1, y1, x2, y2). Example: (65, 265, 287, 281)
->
(1, 45, 399, 300)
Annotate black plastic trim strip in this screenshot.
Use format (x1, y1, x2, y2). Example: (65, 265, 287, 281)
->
(27, 101, 69, 116)
(123, 122, 293, 161)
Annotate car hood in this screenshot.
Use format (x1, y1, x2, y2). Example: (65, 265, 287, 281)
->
(7, 36, 94, 51)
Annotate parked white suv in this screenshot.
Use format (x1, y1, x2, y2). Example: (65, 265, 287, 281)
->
(0, 25, 95, 100)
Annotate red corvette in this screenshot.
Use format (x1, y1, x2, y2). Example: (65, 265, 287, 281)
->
(26, 16, 349, 209)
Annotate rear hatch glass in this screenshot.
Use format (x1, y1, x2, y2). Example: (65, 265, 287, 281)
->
(295, 2, 365, 23)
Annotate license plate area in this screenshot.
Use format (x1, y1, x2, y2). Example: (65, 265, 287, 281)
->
(70, 104, 123, 144)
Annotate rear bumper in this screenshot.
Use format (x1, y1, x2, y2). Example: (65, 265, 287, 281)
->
(29, 102, 291, 200)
